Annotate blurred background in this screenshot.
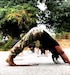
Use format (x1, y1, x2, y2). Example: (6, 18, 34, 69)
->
(0, 0, 70, 51)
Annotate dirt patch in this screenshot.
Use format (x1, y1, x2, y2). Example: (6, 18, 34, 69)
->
(56, 39, 70, 48)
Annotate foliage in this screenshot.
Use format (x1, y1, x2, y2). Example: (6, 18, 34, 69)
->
(0, 3, 39, 38)
(56, 32, 70, 39)
(45, 0, 70, 32)
(0, 0, 37, 8)
(0, 39, 13, 51)
(0, 0, 70, 38)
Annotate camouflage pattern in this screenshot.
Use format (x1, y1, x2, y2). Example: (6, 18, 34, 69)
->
(10, 27, 43, 55)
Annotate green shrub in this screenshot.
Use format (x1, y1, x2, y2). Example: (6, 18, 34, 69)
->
(0, 10, 6, 19)
(1, 39, 13, 51)
(55, 32, 70, 39)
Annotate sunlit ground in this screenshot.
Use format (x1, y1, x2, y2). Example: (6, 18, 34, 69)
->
(0, 48, 70, 66)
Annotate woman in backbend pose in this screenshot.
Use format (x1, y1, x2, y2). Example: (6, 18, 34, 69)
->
(6, 25, 70, 66)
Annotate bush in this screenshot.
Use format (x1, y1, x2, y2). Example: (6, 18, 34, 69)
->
(56, 32, 70, 39)
(1, 39, 13, 51)
(0, 10, 6, 19)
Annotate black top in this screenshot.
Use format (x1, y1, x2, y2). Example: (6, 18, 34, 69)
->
(39, 30, 59, 50)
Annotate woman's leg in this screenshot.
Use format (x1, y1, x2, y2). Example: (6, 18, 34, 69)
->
(55, 46, 70, 64)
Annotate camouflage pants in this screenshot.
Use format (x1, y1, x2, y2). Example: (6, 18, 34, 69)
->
(10, 27, 42, 56)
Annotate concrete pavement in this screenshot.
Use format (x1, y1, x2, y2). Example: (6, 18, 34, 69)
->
(0, 48, 70, 75)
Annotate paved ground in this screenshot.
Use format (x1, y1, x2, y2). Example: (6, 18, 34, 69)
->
(0, 48, 70, 75)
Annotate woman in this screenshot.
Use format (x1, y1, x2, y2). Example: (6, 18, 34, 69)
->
(6, 25, 70, 66)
